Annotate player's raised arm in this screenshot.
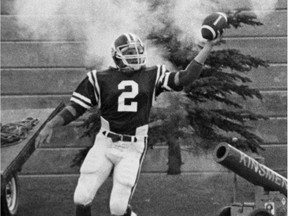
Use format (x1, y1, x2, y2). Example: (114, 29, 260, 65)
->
(175, 12, 227, 87)
(174, 36, 221, 87)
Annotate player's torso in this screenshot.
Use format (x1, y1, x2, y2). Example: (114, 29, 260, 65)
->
(96, 67, 158, 135)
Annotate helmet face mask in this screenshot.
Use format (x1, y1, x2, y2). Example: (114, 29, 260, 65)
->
(112, 33, 146, 72)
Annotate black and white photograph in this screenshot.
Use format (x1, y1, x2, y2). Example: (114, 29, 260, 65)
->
(1, 0, 287, 215)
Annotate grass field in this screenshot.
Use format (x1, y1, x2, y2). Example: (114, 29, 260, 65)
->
(17, 172, 254, 216)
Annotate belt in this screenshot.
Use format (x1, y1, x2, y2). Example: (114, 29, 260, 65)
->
(102, 131, 137, 142)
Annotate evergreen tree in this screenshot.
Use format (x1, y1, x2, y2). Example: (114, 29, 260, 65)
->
(147, 9, 268, 154)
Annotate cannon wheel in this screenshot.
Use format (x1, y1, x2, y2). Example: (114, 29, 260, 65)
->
(249, 208, 272, 216)
(1, 174, 19, 216)
(217, 206, 231, 216)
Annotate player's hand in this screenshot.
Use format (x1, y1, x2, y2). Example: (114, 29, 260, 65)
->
(197, 34, 223, 49)
(205, 34, 223, 47)
(35, 123, 53, 148)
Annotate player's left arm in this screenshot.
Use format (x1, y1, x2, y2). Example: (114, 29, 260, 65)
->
(174, 37, 221, 87)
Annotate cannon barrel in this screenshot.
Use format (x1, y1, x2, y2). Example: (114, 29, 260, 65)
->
(213, 142, 287, 196)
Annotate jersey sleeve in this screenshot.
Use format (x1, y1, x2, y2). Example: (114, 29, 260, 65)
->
(155, 65, 183, 96)
(70, 70, 98, 110)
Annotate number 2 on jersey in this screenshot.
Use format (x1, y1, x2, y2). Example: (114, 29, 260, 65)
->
(118, 80, 139, 112)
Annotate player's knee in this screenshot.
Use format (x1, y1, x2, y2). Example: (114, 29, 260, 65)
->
(116, 159, 139, 187)
(115, 172, 135, 187)
(110, 199, 127, 215)
(73, 184, 93, 206)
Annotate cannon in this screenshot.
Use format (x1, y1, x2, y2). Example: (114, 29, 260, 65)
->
(214, 142, 287, 216)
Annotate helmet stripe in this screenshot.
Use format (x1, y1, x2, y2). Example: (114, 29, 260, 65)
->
(133, 33, 144, 46)
(129, 33, 137, 41)
(124, 33, 131, 43)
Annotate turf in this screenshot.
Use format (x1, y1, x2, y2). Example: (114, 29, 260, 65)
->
(17, 172, 254, 216)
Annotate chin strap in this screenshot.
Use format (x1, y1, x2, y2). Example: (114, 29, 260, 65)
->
(120, 65, 145, 74)
(120, 67, 135, 73)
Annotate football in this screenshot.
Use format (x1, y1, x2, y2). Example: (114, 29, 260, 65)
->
(201, 12, 228, 40)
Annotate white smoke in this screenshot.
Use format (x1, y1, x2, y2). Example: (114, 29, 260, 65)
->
(249, 0, 279, 19)
(168, 0, 278, 45)
(13, 0, 150, 67)
(12, 0, 278, 68)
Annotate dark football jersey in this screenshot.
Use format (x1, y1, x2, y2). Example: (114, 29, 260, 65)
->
(70, 65, 182, 135)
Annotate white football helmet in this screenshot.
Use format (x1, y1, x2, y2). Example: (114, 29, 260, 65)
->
(111, 33, 146, 71)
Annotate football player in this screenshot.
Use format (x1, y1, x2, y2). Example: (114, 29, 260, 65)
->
(36, 32, 221, 216)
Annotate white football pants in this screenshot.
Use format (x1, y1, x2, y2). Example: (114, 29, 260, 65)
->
(73, 129, 147, 215)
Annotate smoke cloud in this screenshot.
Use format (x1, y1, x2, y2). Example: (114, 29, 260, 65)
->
(12, 0, 278, 68)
